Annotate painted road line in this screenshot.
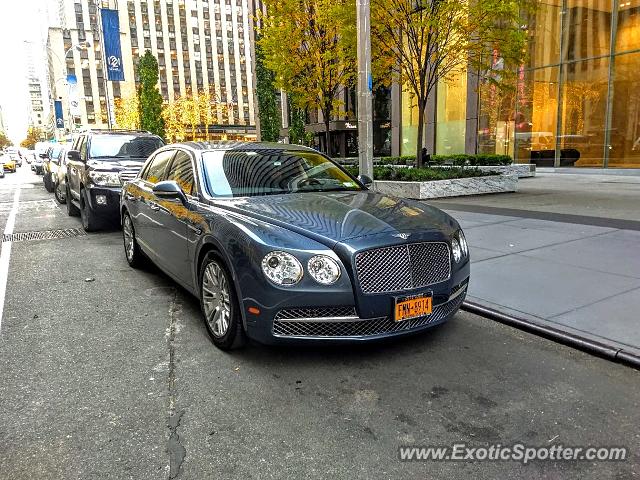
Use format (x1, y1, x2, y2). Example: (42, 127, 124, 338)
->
(0, 186, 21, 331)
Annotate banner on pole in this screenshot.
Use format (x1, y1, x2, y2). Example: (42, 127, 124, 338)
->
(67, 74, 81, 117)
(54, 100, 64, 128)
(101, 8, 125, 81)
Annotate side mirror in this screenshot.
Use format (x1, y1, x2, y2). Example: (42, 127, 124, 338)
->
(153, 180, 187, 204)
(357, 174, 373, 188)
(39, 153, 48, 159)
(67, 150, 82, 162)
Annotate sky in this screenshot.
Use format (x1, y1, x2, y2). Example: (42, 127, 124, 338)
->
(0, 0, 47, 143)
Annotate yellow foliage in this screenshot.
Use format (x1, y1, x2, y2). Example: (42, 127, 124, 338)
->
(114, 95, 140, 130)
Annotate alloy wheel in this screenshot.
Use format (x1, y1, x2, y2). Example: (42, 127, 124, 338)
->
(123, 215, 135, 262)
(202, 262, 231, 338)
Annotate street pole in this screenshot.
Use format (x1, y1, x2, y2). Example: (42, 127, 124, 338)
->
(357, 0, 373, 179)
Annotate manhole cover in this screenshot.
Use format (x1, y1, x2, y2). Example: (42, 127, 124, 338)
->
(2, 228, 87, 242)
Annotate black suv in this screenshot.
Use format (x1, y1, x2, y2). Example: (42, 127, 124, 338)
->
(66, 130, 164, 231)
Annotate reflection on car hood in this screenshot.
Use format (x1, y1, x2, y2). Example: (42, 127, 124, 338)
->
(211, 191, 458, 245)
(87, 159, 146, 171)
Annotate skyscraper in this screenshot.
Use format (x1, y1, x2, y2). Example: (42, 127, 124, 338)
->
(47, 0, 257, 139)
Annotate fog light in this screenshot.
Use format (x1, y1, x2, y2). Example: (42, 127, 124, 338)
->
(96, 194, 107, 205)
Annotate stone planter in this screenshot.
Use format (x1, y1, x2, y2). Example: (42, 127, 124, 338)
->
(374, 174, 518, 199)
(474, 164, 535, 178)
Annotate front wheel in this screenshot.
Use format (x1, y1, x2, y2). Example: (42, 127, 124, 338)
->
(122, 212, 144, 268)
(54, 181, 66, 204)
(44, 174, 54, 193)
(80, 189, 102, 232)
(66, 184, 80, 217)
(200, 254, 246, 350)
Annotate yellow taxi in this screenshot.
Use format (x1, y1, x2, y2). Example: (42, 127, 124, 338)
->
(1, 156, 16, 173)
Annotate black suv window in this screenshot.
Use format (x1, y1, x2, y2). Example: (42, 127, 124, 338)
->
(89, 135, 164, 160)
(167, 151, 195, 195)
(143, 150, 175, 184)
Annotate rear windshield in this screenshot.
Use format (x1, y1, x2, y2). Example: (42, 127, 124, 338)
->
(89, 135, 164, 160)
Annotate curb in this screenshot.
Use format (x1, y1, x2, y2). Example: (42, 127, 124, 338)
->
(462, 300, 640, 370)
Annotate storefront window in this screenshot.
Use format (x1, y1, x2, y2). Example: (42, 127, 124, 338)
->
(515, 66, 560, 164)
(400, 88, 419, 156)
(560, 58, 609, 167)
(436, 72, 467, 155)
(609, 52, 640, 167)
(562, 0, 612, 62)
(615, 0, 640, 53)
(526, 0, 563, 68)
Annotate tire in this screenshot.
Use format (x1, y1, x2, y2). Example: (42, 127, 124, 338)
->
(80, 188, 102, 232)
(44, 174, 54, 193)
(66, 184, 80, 217)
(54, 181, 66, 204)
(122, 211, 144, 268)
(199, 253, 246, 350)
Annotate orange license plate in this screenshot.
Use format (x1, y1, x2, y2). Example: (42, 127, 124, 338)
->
(394, 295, 432, 322)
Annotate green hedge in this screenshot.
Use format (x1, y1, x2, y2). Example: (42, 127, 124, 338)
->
(344, 166, 498, 181)
(339, 154, 512, 167)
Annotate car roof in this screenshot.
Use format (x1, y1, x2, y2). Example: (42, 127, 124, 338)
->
(169, 141, 318, 154)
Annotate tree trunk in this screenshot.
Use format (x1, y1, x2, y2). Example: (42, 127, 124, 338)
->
(416, 97, 426, 168)
(324, 116, 331, 157)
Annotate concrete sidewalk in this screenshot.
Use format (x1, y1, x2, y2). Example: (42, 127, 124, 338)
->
(431, 172, 640, 359)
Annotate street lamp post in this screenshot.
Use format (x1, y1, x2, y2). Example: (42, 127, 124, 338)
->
(356, 0, 374, 179)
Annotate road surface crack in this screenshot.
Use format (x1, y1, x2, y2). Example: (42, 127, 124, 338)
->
(167, 290, 186, 479)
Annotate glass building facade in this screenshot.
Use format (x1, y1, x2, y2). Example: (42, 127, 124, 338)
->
(479, 0, 640, 168)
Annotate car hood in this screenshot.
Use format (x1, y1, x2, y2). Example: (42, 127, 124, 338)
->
(210, 191, 459, 247)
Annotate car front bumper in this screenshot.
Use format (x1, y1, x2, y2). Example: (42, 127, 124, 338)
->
(86, 185, 122, 219)
(242, 261, 470, 345)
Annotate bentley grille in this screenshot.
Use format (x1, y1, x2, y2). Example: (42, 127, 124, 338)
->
(272, 290, 465, 338)
(355, 242, 451, 294)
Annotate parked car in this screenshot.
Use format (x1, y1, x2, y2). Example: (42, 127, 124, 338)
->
(53, 147, 68, 204)
(43, 144, 65, 192)
(32, 153, 45, 174)
(120, 142, 470, 350)
(66, 130, 165, 231)
(0, 162, 5, 178)
(25, 150, 36, 164)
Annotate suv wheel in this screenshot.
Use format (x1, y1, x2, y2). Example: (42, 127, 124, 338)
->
(122, 212, 144, 267)
(200, 253, 246, 350)
(66, 184, 80, 217)
(80, 189, 102, 232)
(54, 181, 66, 204)
(44, 173, 54, 193)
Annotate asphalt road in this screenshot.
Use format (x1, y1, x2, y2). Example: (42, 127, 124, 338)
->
(1, 165, 639, 479)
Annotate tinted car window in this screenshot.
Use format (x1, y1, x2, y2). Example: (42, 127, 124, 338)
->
(143, 150, 175, 184)
(201, 150, 362, 197)
(89, 135, 164, 160)
(166, 151, 195, 195)
(78, 137, 88, 162)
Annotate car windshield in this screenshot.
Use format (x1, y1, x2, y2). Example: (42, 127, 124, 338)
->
(201, 150, 364, 197)
(90, 135, 164, 160)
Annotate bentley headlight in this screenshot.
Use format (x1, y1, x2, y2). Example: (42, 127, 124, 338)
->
(307, 255, 341, 285)
(89, 170, 121, 187)
(261, 251, 303, 286)
(451, 238, 462, 263)
(458, 230, 468, 257)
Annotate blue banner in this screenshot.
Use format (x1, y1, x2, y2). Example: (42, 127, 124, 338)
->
(54, 100, 64, 128)
(101, 8, 125, 81)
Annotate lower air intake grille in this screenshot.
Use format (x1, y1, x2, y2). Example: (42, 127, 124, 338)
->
(272, 290, 466, 338)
